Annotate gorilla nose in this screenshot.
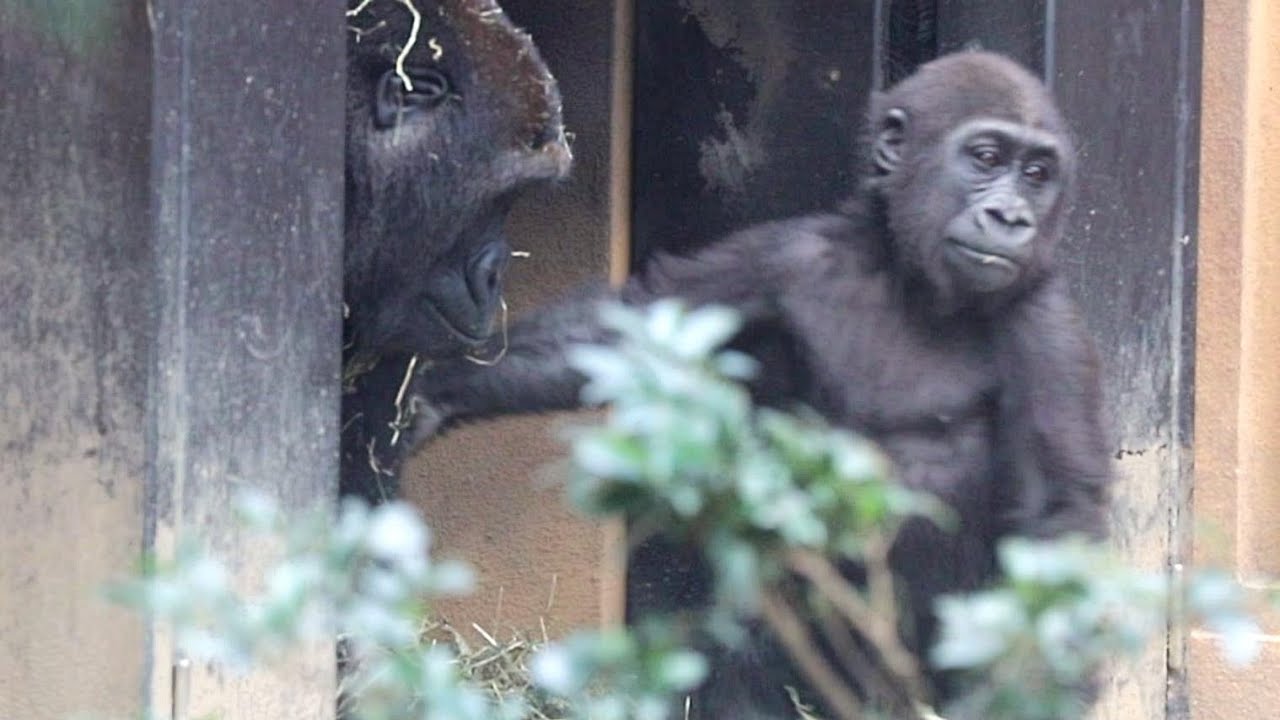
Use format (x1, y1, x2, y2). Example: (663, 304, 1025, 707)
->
(520, 90, 572, 180)
(530, 117, 561, 151)
(467, 242, 509, 310)
(521, 121, 573, 181)
(983, 201, 1033, 229)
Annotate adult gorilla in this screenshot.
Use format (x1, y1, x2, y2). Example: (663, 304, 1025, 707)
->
(409, 51, 1113, 717)
(341, 0, 571, 501)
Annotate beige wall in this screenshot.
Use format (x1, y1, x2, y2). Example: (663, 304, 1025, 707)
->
(0, 448, 147, 720)
(1191, 0, 1280, 714)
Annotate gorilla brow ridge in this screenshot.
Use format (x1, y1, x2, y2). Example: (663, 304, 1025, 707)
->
(949, 118, 1062, 158)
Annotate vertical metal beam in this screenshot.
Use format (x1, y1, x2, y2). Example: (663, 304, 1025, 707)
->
(872, 0, 889, 90)
(606, 0, 637, 627)
(610, 0, 636, 287)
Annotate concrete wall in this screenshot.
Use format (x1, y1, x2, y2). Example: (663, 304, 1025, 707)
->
(0, 2, 346, 718)
(1191, 0, 1280, 715)
(0, 5, 155, 717)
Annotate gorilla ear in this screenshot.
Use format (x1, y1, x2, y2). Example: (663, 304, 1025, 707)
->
(872, 108, 908, 176)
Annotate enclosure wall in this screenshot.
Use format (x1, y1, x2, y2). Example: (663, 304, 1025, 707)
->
(0, 5, 153, 717)
(1190, 0, 1280, 716)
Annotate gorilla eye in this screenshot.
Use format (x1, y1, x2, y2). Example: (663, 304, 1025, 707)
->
(971, 146, 1002, 170)
(1023, 162, 1052, 183)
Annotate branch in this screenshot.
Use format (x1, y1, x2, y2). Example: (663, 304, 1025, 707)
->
(759, 590, 865, 720)
(388, 355, 420, 447)
(862, 535, 899, 635)
(813, 601, 906, 712)
(787, 549, 930, 711)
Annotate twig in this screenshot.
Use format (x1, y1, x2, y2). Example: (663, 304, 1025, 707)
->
(395, 0, 423, 92)
(759, 590, 865, 720)
(388, 354, 420, 447)
(813, 600, 905, 712)
(346, 0, 374, 17)
(787, 549, 929, 709)
(545, 573, 558, 613)
(465, 297, 510, 366)
(862, 536, 899, 643)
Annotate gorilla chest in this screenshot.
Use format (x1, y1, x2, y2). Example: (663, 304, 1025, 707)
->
(792, 301, 1000, 497)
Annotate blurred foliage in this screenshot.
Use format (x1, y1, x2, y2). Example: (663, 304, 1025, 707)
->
(112, 300, 1262, 720)
(565, 300, 942, 636)
(934, 538, 1261, 720)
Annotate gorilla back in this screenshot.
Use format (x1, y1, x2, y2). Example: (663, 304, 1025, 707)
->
(413, 51, 1113, 718)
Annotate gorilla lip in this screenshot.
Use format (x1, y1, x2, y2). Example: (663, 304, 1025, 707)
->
(424, 300, 495, 346)
(946, 239, 1018, 271)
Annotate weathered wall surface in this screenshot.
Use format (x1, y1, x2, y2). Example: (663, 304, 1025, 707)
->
(146, 1, 346, 717)
(1, 2, 346, 718)
(1191, 0, 1280, 715)
(0, 5, 153, 718)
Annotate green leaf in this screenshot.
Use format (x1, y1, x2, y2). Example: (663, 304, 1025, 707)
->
(932, 592, 1028, 669)
(655, 650, 708, 690)
(573, 434, 644, 480)
(672, 305, 742, 358)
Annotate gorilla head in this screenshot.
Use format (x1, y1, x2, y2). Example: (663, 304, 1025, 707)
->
(340, 0, 570, 500)
(343, 0, 571, 359)
(865, 52, 1076, 313)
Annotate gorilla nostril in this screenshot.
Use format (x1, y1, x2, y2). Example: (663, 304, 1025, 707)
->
(467, 244, 508, 308)
(525, 106, 566, 151)
(985, 205, 1031, 228)
(529, 123, 556, 151)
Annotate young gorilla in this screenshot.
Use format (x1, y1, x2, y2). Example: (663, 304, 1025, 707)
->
(409, 51, 1113, 716)
(341, 0, 571, 502)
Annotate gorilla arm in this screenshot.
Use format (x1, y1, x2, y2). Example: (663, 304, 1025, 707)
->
(406, 218, 811, 440)
(993, 275, 1114, 539)
(410, 281, 611, 434)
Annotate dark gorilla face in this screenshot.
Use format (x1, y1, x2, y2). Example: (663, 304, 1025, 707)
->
(867, 52, 1075, 311)
(344, 0, 571, 358)
(935, 117, 1064, 292)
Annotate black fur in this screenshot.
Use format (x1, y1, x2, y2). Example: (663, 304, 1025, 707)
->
(411, 51, 1113, 717)
(339, 0, 570, 501)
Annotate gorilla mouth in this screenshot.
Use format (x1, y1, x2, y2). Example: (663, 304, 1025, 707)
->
(424, 301, 494, 346)
(946, 239, 1019, 272)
